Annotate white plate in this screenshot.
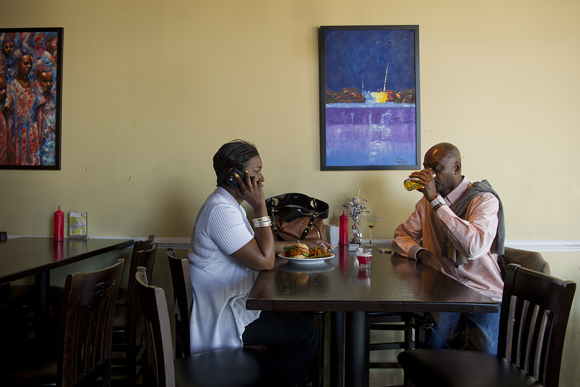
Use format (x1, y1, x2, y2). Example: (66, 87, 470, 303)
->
(279, 262, 335, 273)
(278, 253, 335, 265)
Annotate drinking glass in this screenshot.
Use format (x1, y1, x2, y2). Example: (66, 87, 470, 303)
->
(363, 214, 380, 246)
(356, 247, 373, 269)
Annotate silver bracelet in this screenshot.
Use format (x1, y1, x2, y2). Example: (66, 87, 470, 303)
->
(252, 216, 271, 225)
(253, 220, 273, 228)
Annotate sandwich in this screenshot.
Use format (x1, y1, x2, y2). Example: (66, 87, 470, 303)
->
(282, 242, 310, 258)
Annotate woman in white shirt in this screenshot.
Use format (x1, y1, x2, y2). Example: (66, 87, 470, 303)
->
(188, 139, 320, 386)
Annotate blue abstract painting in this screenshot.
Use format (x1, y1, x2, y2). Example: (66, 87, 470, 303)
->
(319, 26, 420, 170)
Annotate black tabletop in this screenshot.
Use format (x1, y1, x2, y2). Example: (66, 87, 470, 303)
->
(247, 246, 499, 313)
(0, 237, 134, 283)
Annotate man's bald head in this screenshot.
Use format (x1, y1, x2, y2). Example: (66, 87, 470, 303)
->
(423, 143, 463, 197)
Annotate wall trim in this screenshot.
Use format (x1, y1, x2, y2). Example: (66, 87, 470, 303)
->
(7, 236, 580, 252)
(154, 238, 580, 252)
(373, 239, 580, 252)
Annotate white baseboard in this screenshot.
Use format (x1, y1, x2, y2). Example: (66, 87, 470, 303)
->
(363, 239, 580, 252)
(502, 240, 580, 252)
(153, 238, 580, 252)
(7, 236, 580, 252)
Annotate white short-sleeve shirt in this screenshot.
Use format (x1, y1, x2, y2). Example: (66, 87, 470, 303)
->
(187, 187, 260, 354)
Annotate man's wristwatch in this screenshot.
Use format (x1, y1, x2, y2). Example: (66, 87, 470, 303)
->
(430, 195, 446, 209)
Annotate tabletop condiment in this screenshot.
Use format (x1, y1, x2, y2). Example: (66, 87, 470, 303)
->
(54, 206, 64, 241)
(339, 210, 349, 245)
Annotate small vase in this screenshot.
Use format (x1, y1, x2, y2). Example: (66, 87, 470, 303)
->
(351, 214, 362, 245)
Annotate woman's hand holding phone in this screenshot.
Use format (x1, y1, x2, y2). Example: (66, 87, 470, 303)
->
(226, 168, 246, 192)
(228, 169, 266, 214)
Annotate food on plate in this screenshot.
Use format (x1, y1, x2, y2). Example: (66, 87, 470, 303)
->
(308, 246, 331, 258)
(282, 242, 310, 258)
(282, 243, 332, 259)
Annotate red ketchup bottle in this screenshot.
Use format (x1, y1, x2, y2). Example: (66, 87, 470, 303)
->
(54, 206, 64, 242)
(339, 210, 349, 245)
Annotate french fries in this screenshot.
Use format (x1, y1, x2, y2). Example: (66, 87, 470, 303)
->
(308, 246, 330, 258)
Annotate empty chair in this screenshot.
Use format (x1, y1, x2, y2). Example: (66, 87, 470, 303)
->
(301, 310, 325, 387)
(398, 263, 576, 387)
(0, 259, 124, 386)
(166, 248, 193, 358)
(112, 242, 158, 385)
(135, 266, 297, 387)
(364, 312, 423, 387)
(116, 235, 155, 305)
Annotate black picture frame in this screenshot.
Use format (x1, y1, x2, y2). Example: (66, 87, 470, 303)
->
(0, 27, 63, 170)
(319, 25, 420, 171)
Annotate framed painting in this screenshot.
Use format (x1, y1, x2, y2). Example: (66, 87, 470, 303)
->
(319, 25, 420, 170)
(0, 27, 63, 170)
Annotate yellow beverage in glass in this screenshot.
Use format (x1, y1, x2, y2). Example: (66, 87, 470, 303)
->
(404, 178, 423, 191)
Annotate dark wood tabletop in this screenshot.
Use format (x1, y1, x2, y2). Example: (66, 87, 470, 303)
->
(0, 237, 134, 283)
(247, 246, 498, 313)
(1, 237, 134, 336)
(247, 245, 499, 387)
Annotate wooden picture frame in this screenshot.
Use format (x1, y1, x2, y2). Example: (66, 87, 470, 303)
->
(319, 25, 420, 170)
(0, 27, 63, 170)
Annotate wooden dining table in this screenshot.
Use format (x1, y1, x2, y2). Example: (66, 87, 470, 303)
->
(246, 245, 499, 387)
(0, 237, 134, 330)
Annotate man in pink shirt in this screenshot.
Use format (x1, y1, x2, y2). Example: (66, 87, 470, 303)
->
(392, 142, 504, 354)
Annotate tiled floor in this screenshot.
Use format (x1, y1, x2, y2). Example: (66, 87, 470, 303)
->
(369, 368, 405, 387)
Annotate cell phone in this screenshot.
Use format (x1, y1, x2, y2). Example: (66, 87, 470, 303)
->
(378, 248, 392, 254)
(226, 168, 245, 192)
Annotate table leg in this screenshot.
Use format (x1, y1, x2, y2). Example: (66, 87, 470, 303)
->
(34, 271, 50, 335)
(345, 311, 365, 387)
(330, 311, 344, 387)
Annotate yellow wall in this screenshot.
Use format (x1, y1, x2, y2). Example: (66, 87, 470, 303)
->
(1, 0, 578, 242)
(1, 0, 579, 384)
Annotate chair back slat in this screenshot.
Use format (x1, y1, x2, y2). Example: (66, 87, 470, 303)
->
(537, 307, 553, 380)
(127, 243, 158, 380)
(167, 248, 193, 358)
(58, 259, 124, 387)
(520, 300, 535, 370)
(127, 242, 158, 309)
(136, 266, 175, 387)
(498, 264, 575, 387)
(131, 235, 155, 262)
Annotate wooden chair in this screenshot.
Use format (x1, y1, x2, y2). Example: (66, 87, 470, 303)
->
(112, 242, 158, 385)
(116, 235, 155, 305)
(301, 310, 326, 387)
(364, 312, 423, 387)
(167, 248, 266, 359)
(166, 248, 193, 358)
(135, 266, 297, 387)
(0, 259, 124, 386)
(398, 263, 576, 387)
(167, 248, 323, 384)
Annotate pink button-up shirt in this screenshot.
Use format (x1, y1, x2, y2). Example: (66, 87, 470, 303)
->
(392, 178, 504, 302)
